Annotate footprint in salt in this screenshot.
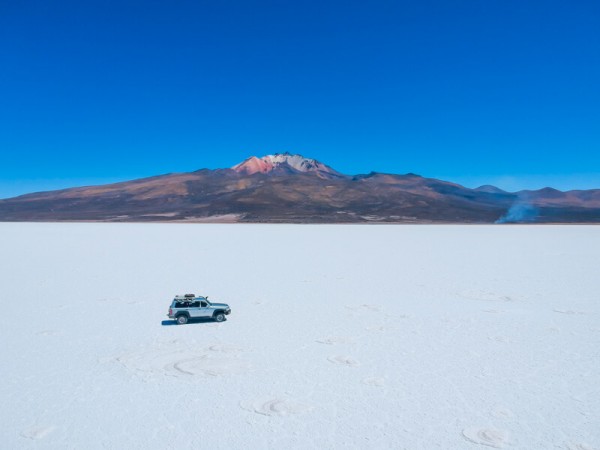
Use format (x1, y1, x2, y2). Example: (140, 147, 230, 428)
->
(462, 427, 509, 448)
(36, 330, 60, 336)
(566, 443, 596, 450)
(169, 356, 250, 377)
(316, 336, 354, 345)
(460, 290, 516, 303)
(240, 397, 313, 417)
(115, 345, 250, 379)
(20, 426, 55, 440)
(554, 309, 586, 315)
(208, 344, 245, 353)
(345, 304, 381, 312)
(327, 355, 360, 367)
(362, 376, 385, 387)
(490, 408, 514, 419)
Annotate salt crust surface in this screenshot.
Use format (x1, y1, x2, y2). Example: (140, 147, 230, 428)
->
(0, 223, 598, 449)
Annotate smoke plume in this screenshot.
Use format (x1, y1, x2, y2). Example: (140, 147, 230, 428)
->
(495, 197, 539, 224)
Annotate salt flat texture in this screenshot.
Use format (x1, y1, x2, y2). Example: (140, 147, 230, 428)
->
(0, 223, 598, 450)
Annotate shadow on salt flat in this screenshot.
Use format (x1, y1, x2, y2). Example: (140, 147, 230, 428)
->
(161, 318, 224, 326)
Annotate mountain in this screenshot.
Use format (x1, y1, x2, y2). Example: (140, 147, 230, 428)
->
(474, 185, 507, 194)
(232, 152, 343, 179)
(1, 153, 599, 223)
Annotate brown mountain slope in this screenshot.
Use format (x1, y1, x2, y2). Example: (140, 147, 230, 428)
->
(0, 155, 599, 223)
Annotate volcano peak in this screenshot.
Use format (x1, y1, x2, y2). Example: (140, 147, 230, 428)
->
(232, 153, 341, 177)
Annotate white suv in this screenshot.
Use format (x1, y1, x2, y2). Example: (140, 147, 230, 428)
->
(167, 294, 231, 324)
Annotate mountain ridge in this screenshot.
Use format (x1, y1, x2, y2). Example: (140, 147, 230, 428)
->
(1, 153, 599, 223)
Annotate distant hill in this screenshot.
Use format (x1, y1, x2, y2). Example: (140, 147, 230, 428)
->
(1, 153, 599, 223)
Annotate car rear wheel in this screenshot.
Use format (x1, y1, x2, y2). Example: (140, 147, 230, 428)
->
(176, 315, 189, 325)
(214, 313, 225, 322)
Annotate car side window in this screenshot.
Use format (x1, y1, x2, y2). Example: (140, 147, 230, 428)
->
(191, 301, 200, 307)
(201, 301, 207, 307)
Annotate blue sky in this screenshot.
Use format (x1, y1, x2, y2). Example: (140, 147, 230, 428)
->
(1, 0, 599, 198)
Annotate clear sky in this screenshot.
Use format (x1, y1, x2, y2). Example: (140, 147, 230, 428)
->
(1, 0, 599, 198)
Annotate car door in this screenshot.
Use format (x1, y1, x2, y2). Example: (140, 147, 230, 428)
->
(199, 300, 211, 317)
(188, 301, 202, 318)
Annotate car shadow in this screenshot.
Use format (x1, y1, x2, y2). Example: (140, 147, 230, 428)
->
(161, 318, 225, 326)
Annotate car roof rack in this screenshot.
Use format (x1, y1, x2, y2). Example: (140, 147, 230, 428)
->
(174, 294, 206, 301)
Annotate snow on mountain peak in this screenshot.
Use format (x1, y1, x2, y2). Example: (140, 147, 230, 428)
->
(232, 153, 340, 176)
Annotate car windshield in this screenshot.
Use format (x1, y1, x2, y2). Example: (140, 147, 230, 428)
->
(172, 296, 210, 305)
